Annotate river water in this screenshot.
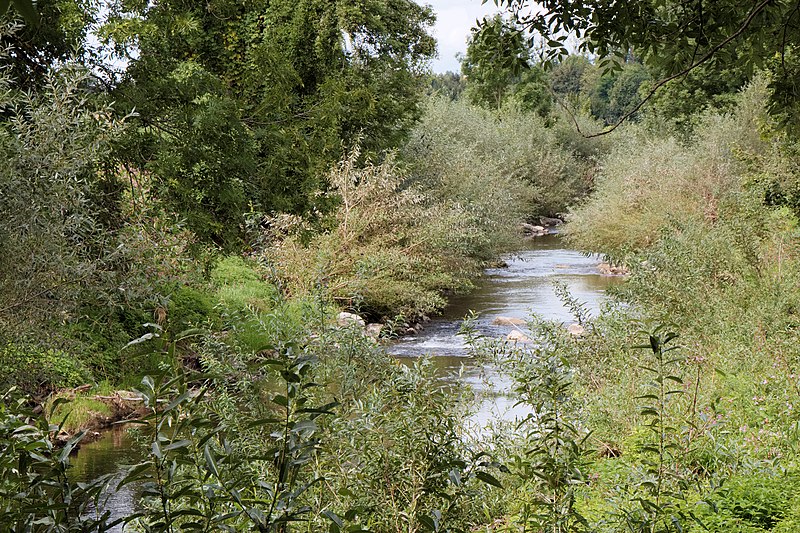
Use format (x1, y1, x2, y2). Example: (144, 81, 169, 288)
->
(71, 233, 619, 529)
(388, 233, 620, 428)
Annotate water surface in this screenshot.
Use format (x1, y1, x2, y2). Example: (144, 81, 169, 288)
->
(389, 233, 620, 428)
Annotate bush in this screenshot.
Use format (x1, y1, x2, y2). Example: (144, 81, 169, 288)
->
(566, 76, 772, 260)
(0, 341, 89, 395)
(406, 97, 596, 220)
(263, 150, 487, 321)
(691, 472, 800, 532)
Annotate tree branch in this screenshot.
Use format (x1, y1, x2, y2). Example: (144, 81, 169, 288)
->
(558, 0, 774, 138)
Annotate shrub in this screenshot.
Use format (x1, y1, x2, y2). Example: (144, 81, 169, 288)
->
(0, 341, 89, 395)
(566, 76, 772, 260)
(405, 97, 596, 220)
(264, 150, 485, 321)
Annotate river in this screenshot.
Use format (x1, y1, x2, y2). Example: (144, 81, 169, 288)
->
(388, 233, 620, 428)
(71, 233, 619, 529)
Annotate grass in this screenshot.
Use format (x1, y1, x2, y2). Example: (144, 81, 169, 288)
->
(46, 393, 114, 434)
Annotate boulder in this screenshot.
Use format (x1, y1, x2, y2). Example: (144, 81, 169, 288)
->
(492, 316, 526, 326)
(337, 311, 366, 328)
(521, 223, 548, 236)
(366, 323, 383, 339)
(597, 262, 629, 276)
(567, 323, 585, 336)
(507, 330, 532, 343)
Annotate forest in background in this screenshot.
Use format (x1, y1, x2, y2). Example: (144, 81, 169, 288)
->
(4, 0, 800, 531)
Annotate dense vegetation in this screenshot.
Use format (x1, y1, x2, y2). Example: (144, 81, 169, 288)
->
(3, 0, 800, 531)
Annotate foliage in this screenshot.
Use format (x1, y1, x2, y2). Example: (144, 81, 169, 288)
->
(0, 341, 90, 396)
(621, 328, 695, 533)
(645, 63, 748, 134)
(407, 97, 594, 221)
(498, 325, 591, 532)
(46, 394, 113, 435)
(549, 55, 592, 99)
(586, 61, 650, 125)
(428, 71, 466, 101)
(0, 60, 125, 328)
(265, 146, 504, 321)
(102, 0, 436, 244)
(486, 0, 800, 130)
(119, 354, 335, 531)
(566, 76, 771, 260)
(0, 390, 119, 531)
(461, 15, 533, 110)
(0, 1, 94, 89)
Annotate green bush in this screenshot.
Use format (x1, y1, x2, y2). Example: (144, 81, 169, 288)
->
(211, 256, 279, 314)
(166, 285, 218, 334)
(691, 473, 800, 532)
(566, 76, 771, 260)
(0, 341, 89, 395)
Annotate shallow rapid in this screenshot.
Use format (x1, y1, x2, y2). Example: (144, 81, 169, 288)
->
(389, 233, 620, 428)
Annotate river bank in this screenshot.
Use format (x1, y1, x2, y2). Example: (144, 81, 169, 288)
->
(66, 233, 620, 528)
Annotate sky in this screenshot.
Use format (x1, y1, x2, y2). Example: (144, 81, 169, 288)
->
(425, 0, 504, 73)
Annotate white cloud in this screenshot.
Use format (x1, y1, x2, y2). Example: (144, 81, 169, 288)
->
(425, 0, 503, 73)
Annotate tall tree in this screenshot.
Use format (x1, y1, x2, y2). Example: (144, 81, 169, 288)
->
(102, 0, 435, 245)
(0, 0, 95, 90)
(461, 15, 530, 109)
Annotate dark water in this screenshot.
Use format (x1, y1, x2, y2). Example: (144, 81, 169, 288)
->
(389, 233, 620, 429)
(71, 233, 619, 526)
(70, 425, 144, 531)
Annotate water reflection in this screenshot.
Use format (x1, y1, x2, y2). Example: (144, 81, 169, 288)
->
(70, 425, 144, 531)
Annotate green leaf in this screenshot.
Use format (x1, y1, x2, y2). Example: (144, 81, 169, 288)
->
(418, 514, 438, 531)
(163, 439, 192, 452)
(323, 510, 344, 531)
(475, 471, 503, 488)
(204, 444, 220, 478)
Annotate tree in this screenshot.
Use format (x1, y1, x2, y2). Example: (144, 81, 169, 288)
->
(586, 61, 650, 125)
(461, 15, 530, 109)
(0, 0, 37, 23)
(485, 0, 800, 132)
(0, 60, 125, 328)
(102, 0, 435, 246)
(0, 0, 95, 90)
(549, 55, 591, 98)
(428, 71, 466, 101)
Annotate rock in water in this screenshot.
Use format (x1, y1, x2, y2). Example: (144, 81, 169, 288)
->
(567, 323, 585, 336)
(507, 330, 532, 343)
(365, 323, 383, 339)
(521, 223, 548, 236)
(597, 262, 629, 276)
(492, 316, 527, 326)
(539, 216, 563, 226)
(337, 311, 366, 328)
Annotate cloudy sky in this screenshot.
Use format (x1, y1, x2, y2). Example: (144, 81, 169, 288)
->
(425, 0, 504, 73)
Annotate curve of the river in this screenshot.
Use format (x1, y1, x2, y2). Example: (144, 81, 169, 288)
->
(388, 233, 620, 428)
